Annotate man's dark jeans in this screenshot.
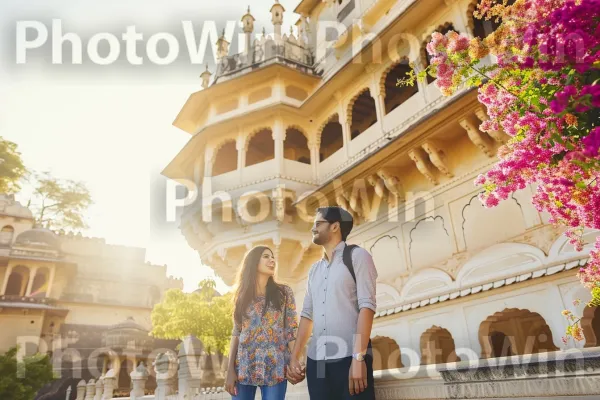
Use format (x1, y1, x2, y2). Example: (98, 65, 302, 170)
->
(306, 355, 375, 400)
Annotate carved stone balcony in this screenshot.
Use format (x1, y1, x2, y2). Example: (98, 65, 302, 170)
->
(214, 38, 316, 83)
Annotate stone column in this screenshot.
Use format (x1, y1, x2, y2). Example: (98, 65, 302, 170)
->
(446, 0, 471, 37)
(93, 377, 104, 400)
(236, 137, 246, 183)
(154, 353, 177, 398)
(101, 369, 116, 400)
(130, 362, 148, 400)
(76, 380, 86, 400)
(25, 266, 38, 296)
(178, 336, 203, 400)
(46, 265, 56, 298)
(65, 385, 72, 400)
(272, 236, 282, 268)
(204, 147, 215, 178)
(193, 158, 203, 188)
(84, 379, 95, 400)
(342, 118, 352, 159)
(309, 141, 320, 182)
(272, 119, 286, 177)
(366, 67, 385, 133)
(101, 357, 108, 376)
(1, 265, 13, 294)
(372, 84, 386, 133)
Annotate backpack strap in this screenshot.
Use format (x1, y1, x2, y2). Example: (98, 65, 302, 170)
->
(343, 244, 359, 284)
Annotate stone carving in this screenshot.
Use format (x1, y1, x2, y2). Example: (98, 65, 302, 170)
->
(373, 349, 600, 399)
(366, 174, 386, 199)
(517, 224, 565, 255)
(376, 167, 405, 202)
(433, 251, 471, 277)
(408, 148, 438, 185)
(459, 116, 495, 157)
(422, 140, 453, 178)
(335, 188, 358, 222)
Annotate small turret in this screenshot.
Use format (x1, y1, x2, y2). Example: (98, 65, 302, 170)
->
(241, 6, 255, 57)
(241, 6, 255, 34)
(216, 29, 230, 60)
(200, 65, 212, 89)
(270, 0, 285, 41)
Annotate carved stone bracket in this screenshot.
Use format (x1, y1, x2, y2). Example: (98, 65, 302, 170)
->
(459, 116, 495, 157)
(422, 140, 453, 178)
(376, 167, 405, 202)
(367, 174, 386, 199)
(335, 191, 358, 222)
(408, 148, 438, 185)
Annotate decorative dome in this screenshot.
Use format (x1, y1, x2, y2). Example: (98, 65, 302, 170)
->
(102, 317, 153, 352)
(14, 227, 60, 250)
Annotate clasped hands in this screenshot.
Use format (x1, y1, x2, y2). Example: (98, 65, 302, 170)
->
(286, 357, 306, 385)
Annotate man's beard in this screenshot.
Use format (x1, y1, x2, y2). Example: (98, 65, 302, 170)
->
(312, 234, 324, 245)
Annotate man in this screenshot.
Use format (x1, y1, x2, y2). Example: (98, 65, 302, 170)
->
(287, 206, 378, 399)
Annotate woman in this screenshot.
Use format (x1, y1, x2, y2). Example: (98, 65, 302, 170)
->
(225, 246, 298, 400)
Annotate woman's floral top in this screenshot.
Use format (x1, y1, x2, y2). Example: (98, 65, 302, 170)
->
(232, 285, 298, 387)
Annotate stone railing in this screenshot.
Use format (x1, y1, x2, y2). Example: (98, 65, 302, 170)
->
(0, 294, 57, 305)
(67, 343, 600, 400)
(215, 36, 315, 82)
(374, 347, 600, 399)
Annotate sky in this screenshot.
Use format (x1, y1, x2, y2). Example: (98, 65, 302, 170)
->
(0, 0, 302, 294)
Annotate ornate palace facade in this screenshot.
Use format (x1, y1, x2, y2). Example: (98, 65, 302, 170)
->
(0, 194, 184, 397)
(160, 0, 600, 398)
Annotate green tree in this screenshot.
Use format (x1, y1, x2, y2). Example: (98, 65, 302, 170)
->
(150, 280, 233, 356)
(197, 278, 218, 301)
(25, 172, 93, 231)
(0, 347, 55, 400)
(0, 136, 27, 194)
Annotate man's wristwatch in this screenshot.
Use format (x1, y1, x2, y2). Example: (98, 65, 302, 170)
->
(352, 351, 367, 362)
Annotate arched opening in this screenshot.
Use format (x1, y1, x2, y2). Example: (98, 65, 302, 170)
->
(246, 129, 274, 167)
(383, 61, 419, 114)
(349, 89, 377, 139)
(284, 128, 310, 164)
(371, 336, 402, 371)
(581, 306, 600, 348)
(30, 267, 50, 298)
(422, 24, 456, 84)
(470, 0, 515, 40)
(479, 308, 559, 358)
(489, 331, 514, 358)
(420, 326, 461, 365)
(0, 225, 14, 246)
(5, 266, 30, 296)
(319, 115, 344, 162)
(117, 357, 134, 394)
(212, 141, 238, 176)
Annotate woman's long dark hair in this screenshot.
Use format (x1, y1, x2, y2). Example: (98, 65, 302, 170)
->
(233, 246, 286, 326)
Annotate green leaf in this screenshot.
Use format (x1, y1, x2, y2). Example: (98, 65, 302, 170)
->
(24, 172, 93, 231)
(0, 137, 28, 194)
(0, 347, 55, 400)
(150, 287, 234, 356)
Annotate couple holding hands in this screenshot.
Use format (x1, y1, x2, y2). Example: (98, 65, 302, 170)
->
(225, 206, 378, 400)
